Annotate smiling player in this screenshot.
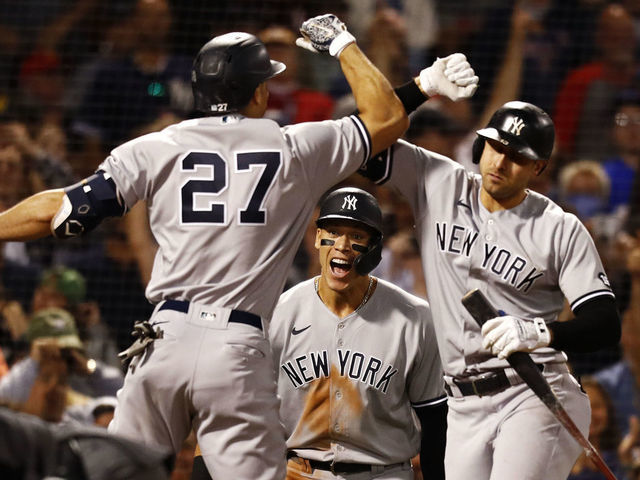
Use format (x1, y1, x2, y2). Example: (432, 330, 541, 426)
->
(268, 187, 446, 480)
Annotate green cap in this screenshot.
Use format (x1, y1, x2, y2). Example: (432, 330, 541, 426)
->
(40, 266, 86, 305)
(26, 308, 84, 350)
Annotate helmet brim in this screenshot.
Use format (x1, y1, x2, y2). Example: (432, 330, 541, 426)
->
(316, 214, 382, 238)
(476, 127, 542, 162)
(267, 60, 286, 80)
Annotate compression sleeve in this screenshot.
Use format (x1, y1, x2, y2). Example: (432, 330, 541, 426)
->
(549, 296, 621, 352)
(414, 398, 447, 480)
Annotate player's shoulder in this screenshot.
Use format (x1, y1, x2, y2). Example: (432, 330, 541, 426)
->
(373, 278, 431, 317)
(280, 115, 360, 135)
(276, 278, 316, 309)
(527, 190, 585, 230)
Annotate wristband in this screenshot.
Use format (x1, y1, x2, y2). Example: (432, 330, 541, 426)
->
(395, 80, 428, 114)
(329, 31, 356, 57)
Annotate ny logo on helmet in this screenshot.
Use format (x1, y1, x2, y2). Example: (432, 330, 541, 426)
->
(342, 195, 358, 210)
(505, 116, 525, 136)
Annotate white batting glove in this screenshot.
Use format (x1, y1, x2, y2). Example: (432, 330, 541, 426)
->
(418, 53, 479, 101)
(481, 315, 551, 359)
(296, 14, 355, 57)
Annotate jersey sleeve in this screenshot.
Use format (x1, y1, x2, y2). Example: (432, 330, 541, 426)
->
(408, 303, 446, 405)
(359, 139, 462, 215)
(558, 214, 615, 311)
(97, 135, 157, 208)
(281, 115, 372, 199)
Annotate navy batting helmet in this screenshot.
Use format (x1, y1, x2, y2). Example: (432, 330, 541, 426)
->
(192, 32, 286, 114)
(316, 187, 383, 276)
(472, 101, 555, 165)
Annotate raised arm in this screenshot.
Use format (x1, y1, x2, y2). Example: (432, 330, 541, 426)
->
(296, 14, 408, 156)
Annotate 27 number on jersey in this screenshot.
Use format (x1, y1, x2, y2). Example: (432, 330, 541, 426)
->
(180, 151, 281, 225)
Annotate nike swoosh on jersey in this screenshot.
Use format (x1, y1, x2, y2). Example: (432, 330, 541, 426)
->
(291, 325, 311, 335)
(456, 199, 471, 210)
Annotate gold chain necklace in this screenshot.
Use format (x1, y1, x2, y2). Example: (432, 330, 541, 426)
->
(314, 275, 375, 313)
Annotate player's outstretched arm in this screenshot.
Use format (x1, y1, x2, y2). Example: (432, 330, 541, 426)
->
(0, 190, 64, 241)
(297, 14, 408, 156)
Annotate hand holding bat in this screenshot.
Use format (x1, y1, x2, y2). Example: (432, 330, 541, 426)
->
(461, 289, 618, 480)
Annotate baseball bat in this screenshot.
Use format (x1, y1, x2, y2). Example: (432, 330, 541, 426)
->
(460, 289, 618, 480)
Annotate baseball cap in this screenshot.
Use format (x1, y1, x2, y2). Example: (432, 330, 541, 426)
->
(39, 266, 86, 305)
(26, 308, 84, 350)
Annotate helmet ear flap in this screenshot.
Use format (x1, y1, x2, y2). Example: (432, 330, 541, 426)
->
(353, 237, 383, 276)
(472, 136, 485, 164)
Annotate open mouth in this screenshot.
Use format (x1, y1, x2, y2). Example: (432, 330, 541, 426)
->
(330, 258, 353, 278)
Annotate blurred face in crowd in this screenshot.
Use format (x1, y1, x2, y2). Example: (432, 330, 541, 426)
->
(0, 144, 27, 205)
(597, 4, 635, 65)
(621, 310, 640, 370)
(613, 105, 640, 156)
(133, 0, 172, 46)
(32, 285, 69, 313)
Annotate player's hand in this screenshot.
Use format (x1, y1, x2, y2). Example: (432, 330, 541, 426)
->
(297, 14, 355, 57)
(418, 53, 479, 100)
(481, 315, 550, 359)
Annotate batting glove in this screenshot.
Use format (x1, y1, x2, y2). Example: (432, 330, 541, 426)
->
(418, 53, 479, 100)
(296, 14, 356, 57)
(481, 315, 551, 359)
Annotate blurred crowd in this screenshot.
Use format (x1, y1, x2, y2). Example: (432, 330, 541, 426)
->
(0, 0, 640, 478)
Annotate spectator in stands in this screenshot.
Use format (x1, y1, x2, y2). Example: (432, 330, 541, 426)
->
(56, 220, 154, 353)
(258, 25, 334, 126)
(602, 91, 640, 215)
(619, 415, 640, 479)
(469, 0, 584, 116)
(554, 3, 637, 160)
(405, 107, 468, 160)
(596, 241, 640, 436)
(557, 160, 610, 224)
(65, 394, 117, 427)
(32, 266, 121, 368)
(71, 0, 192, 156)
(0, 308, 115, 422)
(331, 7, 409, 115)
(373, 228, 426, 299)
(568, 376, 625, 480)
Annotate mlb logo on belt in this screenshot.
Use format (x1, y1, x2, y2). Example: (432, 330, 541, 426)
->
(200, 311, 217, 321)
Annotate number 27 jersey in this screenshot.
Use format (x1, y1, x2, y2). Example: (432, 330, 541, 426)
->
(99, 114, 371, 318)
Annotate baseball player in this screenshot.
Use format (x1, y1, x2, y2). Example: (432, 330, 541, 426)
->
(0, 15, 477, 480)
(191, 187, 447, 480)
(274, 187, 446, 480)
(359, 101, 622, 480)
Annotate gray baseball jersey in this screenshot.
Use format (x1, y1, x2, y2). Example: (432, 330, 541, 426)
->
(361, 140, 605, 480)
(100, 114, 371, 319)
(102, 113, 371, 480)
(363, 140, 614, 377)
(269, 277, 445, 465)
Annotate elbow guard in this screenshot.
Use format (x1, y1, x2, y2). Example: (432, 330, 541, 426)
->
(51, 171, 128, 238)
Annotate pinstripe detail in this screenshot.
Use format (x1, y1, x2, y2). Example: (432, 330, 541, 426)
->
(349, 115, 371, 165)
(570, 289, 615, 311)
(375, 145, 394, 185)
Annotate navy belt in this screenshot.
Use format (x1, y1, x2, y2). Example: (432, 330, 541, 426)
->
(159, 300, 262, 331)
(287, 454, 404, 475)
(445, 364, 544, 397)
